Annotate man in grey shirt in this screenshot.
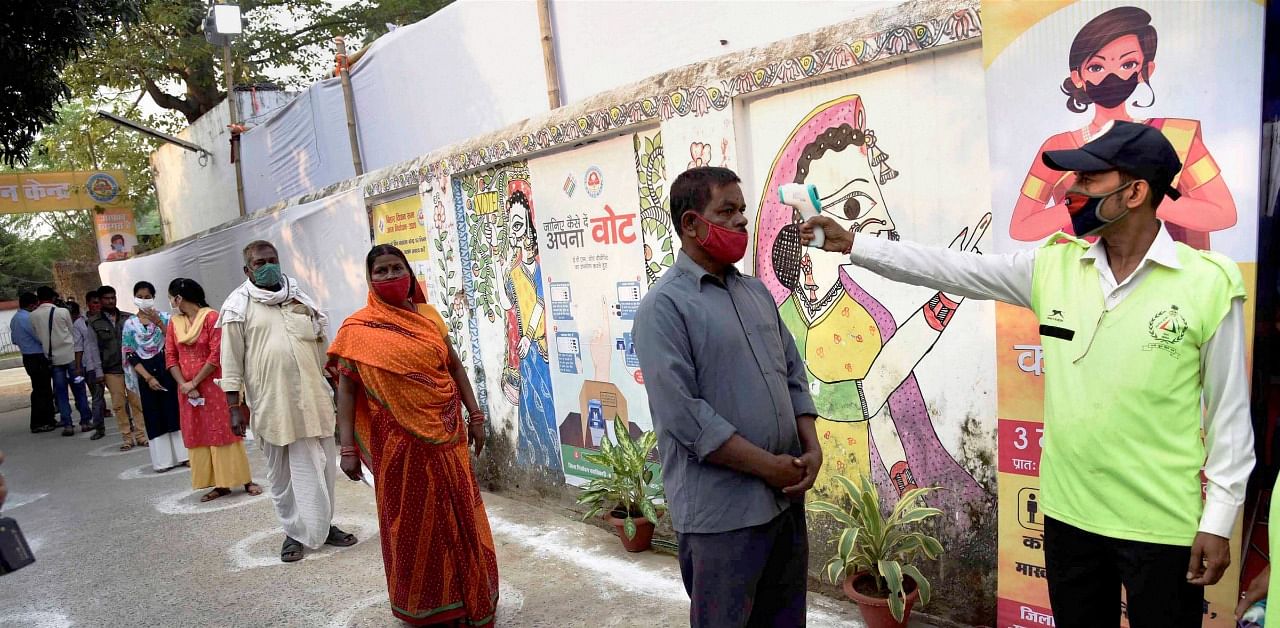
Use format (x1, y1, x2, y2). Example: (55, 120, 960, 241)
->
(634, 166, 821, 628)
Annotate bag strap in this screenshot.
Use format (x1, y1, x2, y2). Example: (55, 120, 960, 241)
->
(46, 307, 54, 360)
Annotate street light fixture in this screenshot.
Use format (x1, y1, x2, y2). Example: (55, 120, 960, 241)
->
(204, 2, 247, 216)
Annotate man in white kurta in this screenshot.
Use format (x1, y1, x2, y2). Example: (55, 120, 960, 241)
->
(219, 240, 357, 562)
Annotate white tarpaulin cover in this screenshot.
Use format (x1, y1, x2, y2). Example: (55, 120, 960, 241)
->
(98, 188, 372, 330)
(237, 0, 547, 213)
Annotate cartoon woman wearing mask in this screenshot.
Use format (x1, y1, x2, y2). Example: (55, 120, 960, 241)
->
(106, 233, 130, 261)
(754, 95, 987, 529)
(1009, 6, 1235, 249)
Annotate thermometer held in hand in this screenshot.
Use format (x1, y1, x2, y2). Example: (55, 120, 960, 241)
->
(778, 183, 823, 248)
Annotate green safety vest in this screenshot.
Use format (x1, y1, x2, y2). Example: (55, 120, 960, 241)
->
(1031, 232, 1244, 545)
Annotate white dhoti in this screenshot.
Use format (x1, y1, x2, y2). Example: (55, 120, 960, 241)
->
(261, 435, 337, 549)
(149, 431, 189, 471)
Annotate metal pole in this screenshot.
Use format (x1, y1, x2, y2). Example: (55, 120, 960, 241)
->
(224, 40, 247, 217)
(335, 37, 364, 176)
(536, 0, 562, 109)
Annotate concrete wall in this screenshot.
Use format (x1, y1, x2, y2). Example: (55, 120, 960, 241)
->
(151, 90, 293, 242)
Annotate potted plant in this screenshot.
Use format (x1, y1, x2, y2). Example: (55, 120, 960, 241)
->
(807, 473, 944, 628)
(575, 417, 665, 552)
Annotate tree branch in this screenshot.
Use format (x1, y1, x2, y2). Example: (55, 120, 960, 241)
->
(245, 16, 361, 58)
(137, 71, 200, 121)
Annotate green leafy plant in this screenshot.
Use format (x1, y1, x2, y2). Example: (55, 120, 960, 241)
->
(576, 417, 664, 540)
(807, 473, 944, 622)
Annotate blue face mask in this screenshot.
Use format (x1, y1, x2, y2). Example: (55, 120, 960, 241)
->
(252, 263, 282, 288)
(1063, 180, 1134, 237)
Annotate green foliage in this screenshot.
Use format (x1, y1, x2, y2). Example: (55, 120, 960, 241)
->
(0, 0, 142, 164)
(64, 0, 453, 123)
(0, 98, 170, 299)
(807, 474, 943, 622)
(575, 418, 664, 540)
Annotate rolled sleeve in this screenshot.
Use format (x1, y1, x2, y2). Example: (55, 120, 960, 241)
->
(634, 294, 737, 461)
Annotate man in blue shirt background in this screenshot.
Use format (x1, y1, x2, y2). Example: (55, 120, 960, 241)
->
(11, 291, 57, 433)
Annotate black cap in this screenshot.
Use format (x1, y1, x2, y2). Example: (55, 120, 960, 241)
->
(1041, 121, 1182, 201)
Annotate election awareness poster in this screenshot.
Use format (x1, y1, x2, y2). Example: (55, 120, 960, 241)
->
(528, 134, 655, 486)
(94, 208, 138, 263)
(370, 192, 431, 285)
(982, 1, 1264, 626)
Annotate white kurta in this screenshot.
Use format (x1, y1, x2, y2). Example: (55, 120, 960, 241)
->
(219, 299, 336, 446)
(220, 297, 337, 547)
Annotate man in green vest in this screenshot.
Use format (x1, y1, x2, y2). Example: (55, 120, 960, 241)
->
(801, 120, 1253, 628)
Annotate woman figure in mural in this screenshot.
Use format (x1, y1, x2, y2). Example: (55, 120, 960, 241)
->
(753, 95, 987, 529)
(497, 184, 561, 471)
(1009, 6, 1235, 249)
(331, 244, 498, 627)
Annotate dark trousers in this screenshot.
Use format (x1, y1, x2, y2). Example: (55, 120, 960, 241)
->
(1044, 517, 1202, 628)
(87, 379, 107, 429)
(677, 505, 808, 628)
(22, 353, 55, 431)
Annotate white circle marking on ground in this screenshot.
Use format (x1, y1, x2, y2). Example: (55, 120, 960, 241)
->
(496, 580, 524, 622)
(1, 492, 48, 511)
(0, 611, 72, 628)
(325, 594, 384, 628)
(152, 486, 268, 515)
(323, 581, 521, 628)
(117, 463, 191, 480)
(228, 516, 379, 572)
(86, 442, 147, 457)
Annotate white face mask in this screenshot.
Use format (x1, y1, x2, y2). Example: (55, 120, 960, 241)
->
(134, 297, 155, 311)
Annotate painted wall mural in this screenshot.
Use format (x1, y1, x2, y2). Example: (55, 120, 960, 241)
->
(744, 47, 998, 540)
(528, 134, 655, 486)
(983, 2, 1265, 625)
(418, 8, 982, 186)
(420, 173, 476, 399)
(633, 129, 674, 286)
(454, 162, 562, 473)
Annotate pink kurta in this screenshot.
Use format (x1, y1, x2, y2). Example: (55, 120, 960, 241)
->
(165, 313, 240, 449)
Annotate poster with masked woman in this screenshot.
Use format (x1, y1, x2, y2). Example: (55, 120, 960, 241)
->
(94, 208, 138, 262)
(982, 2, 1264, 625)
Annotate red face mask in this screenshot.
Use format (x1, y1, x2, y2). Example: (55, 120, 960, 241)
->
(693, 213, 749, 265)
(372, 274, 412, 304)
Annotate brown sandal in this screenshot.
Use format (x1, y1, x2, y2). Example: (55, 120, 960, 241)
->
(244, 482, 263, 496)
(200, 488, 232, 502)
(119, 443, 134, 451)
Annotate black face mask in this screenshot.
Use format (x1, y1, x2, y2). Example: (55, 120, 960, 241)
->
(1084, 72, 1140, 109)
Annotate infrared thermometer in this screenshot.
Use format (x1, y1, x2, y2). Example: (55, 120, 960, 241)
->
(778, 183, 823, 248)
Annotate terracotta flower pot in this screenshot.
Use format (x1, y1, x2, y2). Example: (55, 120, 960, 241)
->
(603, 511, 656, 552)
(842, 572, 919, 628)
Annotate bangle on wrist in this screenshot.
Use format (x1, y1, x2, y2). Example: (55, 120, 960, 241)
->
(340, 445, 359, 457)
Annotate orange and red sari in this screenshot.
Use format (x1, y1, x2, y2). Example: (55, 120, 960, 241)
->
(328, 294, 499, 626)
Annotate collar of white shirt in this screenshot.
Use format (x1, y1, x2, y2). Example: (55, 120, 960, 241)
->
(1079, 222, 1181, 286)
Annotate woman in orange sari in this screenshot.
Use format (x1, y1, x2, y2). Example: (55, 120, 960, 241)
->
(329, 244, 498, 626)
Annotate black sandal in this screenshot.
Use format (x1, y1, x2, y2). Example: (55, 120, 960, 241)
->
(324, 526, 358, 547)
(281, 536, 304, 563)
(200, 488, 232, 502)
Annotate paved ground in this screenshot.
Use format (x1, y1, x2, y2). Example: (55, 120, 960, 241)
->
(0, 367, 890, 627)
